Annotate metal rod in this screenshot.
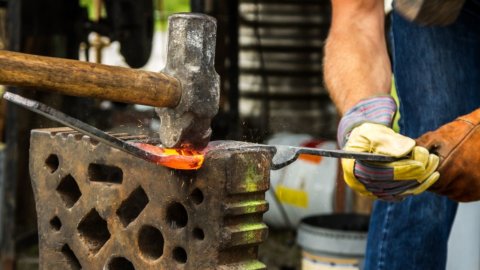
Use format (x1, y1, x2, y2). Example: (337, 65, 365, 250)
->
(3, 92, 163, 164)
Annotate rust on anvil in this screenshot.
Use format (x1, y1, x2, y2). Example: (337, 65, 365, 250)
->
(29, 128, 271, 270)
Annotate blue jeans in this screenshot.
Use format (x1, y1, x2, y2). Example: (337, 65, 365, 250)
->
(364, 1, 480, 269)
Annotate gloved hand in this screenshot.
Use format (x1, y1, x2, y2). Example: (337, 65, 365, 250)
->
(338, 96, 440, 201)
(416, 109, 480, 202)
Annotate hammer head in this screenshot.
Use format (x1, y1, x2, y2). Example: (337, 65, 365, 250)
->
(156, 13, 220, 149)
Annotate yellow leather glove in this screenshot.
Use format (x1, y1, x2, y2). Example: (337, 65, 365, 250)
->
(342, 123, 440, 200)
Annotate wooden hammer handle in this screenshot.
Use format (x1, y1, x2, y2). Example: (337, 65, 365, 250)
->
(0, 50, 181, 107)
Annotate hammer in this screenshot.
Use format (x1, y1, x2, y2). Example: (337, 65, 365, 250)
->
(0, 13, 219, 149)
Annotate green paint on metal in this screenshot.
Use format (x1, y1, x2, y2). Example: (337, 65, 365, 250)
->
(231, 201, 266, 215)
(243, 164, 262, 192)
(226, 260, 266, 270)
(236, 223, 267, 244)
(242, 260, 266, 270)
(243, 230, 260, 244)
(236, 223, 266, 232)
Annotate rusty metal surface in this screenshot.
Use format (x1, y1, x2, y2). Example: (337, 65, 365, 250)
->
(29, 128, 271, 270)
(156, 13, 220, 149)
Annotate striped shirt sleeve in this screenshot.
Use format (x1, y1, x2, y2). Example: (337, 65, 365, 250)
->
(337, 96, 397, 147)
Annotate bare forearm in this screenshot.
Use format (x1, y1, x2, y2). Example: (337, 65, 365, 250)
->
(324, 0, 391, 114)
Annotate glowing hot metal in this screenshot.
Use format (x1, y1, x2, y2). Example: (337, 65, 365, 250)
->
(132, 143, 204, 170)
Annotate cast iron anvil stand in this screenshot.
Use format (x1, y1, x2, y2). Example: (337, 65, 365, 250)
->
(29, 128, 271, 270)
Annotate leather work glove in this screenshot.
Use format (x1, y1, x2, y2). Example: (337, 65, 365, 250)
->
(416, 109, 480, 202)
(338, 96, 440, 201)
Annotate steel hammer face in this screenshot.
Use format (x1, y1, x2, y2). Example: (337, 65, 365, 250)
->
(156, 13, 220, 149)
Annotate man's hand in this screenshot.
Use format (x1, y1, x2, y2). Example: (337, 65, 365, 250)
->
(338, 96, 440, 201)
(324, 0, 440, 200)
(417, 109, 480, 202)
(343, 123, 440, 201)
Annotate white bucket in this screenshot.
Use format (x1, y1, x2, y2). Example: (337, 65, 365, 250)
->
(297, 214, 369, 270)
